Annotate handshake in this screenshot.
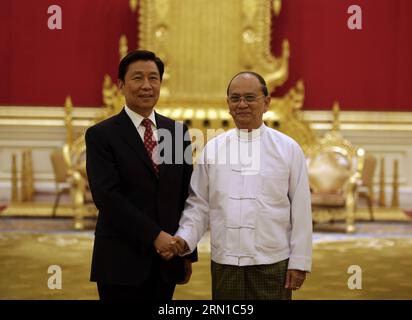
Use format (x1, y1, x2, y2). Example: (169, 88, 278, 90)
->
(154, 231, 189, 260)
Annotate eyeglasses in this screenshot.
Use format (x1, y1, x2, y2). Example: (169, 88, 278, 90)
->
(228, 94, 265, 104)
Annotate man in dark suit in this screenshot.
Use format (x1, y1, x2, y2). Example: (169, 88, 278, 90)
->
(85, 50, 196, 300)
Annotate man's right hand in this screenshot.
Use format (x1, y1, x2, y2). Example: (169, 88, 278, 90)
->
(154, 232, 190, 260)
(154, 231, 178, 260)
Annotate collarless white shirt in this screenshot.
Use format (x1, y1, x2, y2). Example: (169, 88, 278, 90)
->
(124, 105, 158, 141)
(176, 124, 313, 271)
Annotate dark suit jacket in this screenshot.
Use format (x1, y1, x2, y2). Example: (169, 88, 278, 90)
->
(85, 108, 196, 286)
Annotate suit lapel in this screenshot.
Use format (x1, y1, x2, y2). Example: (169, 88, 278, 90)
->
(115, 108, 157, 176)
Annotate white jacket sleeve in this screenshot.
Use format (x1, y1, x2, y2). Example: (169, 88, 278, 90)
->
(287, 143, 313, 272)
(175, 150, 210, 254)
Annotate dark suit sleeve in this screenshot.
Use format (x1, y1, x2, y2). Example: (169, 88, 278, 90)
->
(181, 124, 198, 262)
(85, 126, 161, 247)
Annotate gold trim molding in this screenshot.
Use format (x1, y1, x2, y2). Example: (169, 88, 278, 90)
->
(0, 106, 97, 128)
(304, 110, 412, 131)
(1, 106, 411, 131)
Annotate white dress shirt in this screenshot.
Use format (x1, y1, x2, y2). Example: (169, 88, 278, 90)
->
(124, 105, 158, 141)
(176, 123, 312, 271)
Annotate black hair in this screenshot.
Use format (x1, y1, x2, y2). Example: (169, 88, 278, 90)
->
(118, 50, 164, 81)
(226, 71, 269, 96)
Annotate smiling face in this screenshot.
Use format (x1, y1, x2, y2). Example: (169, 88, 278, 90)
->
(227, 73, 271, 130)
(118, 60, 161, 117)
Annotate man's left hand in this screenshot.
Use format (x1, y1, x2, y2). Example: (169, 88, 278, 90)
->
(177, 258, 192, 285)
(285, 269, 306, 290)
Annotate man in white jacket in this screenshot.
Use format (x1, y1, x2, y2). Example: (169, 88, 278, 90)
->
(171, 71, 312, 299)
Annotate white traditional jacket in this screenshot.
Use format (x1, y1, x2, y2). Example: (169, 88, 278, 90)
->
(176, 124, 312, 271)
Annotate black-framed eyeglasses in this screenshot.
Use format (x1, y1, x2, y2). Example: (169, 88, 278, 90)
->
(228, 94, 265, 104)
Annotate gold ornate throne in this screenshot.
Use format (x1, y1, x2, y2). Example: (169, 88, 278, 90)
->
(307, 103, 365, 233)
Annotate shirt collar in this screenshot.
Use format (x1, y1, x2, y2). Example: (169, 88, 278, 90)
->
(124, 105, 157, 128)
(236, 122, 266, 141)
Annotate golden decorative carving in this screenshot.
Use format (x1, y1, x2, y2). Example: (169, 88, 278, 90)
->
(16, 149, 34, 202)
(331, 101, 340, 131)
(272, 0, 282, 16)
(154, 0, 170, 20)
(139, 0, 170, 98)
(391, 159, 399, 208)
(11, 153, 18, 202)
(241, 0, 289, 92)
(129, 0, 138, 12)
(50, 149, 70, 217)
(20, 150, 27, 201)
(26, 149, 34, 201)
(102, 75, 125, 118)
(61, 133, 94, 229)
(64, 95, 73, 146)
(378, 157, 386, 207)
(119, 35, 128, 61)
(62, 96, 96, 229)
(269, 80, 317, 154)
(99, 34, 130, 122)
(358, 152, 377, 221)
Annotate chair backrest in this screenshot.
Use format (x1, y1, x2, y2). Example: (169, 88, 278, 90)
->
(307, 147, 352, 194)
(361, 153, 377, 187)
(50, 149, 69, 183)
(307, 127, 364, 195)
